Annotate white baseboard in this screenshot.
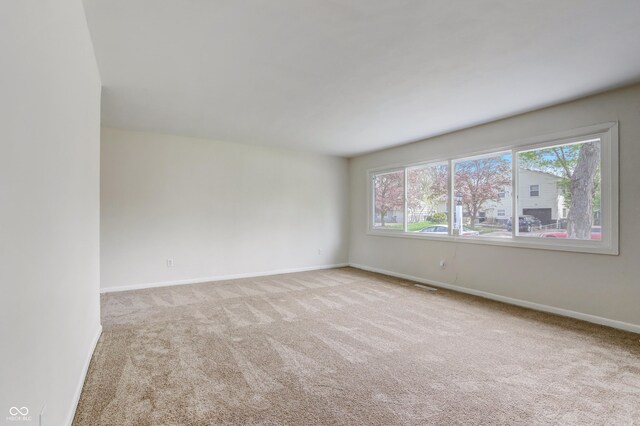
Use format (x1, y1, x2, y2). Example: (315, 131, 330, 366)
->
(350, 263, 640, 334)
(100, 263, 350, 294)
(64, 324, 102, 426)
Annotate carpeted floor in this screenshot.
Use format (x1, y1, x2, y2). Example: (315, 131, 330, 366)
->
(74, 267, 640, 425)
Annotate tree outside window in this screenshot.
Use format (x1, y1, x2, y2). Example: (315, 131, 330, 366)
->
(518, 139, 601, 239)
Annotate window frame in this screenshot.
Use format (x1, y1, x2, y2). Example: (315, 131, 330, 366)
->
(405, 161, 449, 235)
(367, 122, 619, 255)
(370, 168, 405, 232)
(529, 184, 540, 197)
(451, 150, 512, 237)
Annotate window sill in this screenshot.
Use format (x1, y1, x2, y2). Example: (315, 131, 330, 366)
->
(366, 229, 618, 255)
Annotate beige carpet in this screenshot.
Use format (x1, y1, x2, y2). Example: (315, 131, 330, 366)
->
(74, 267, 640, 425)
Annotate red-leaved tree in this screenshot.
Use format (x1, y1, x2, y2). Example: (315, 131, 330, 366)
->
(374, 171, 404, 226)
(455, 157, 511, 227)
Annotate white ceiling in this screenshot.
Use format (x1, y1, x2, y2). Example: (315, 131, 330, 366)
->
(84, 0, 640, 157)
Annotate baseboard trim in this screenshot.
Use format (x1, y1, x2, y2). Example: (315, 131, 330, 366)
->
(350, 263, 640, 334)
(65, 323, 102, 426)
(100, 263, 350, 293)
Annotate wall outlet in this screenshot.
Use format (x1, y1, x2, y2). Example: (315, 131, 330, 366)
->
(439, 259, 446, 269)
(166, 259, 174, 267)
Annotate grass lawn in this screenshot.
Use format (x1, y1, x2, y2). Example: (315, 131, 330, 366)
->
(377, 221, 441, 231)
(471, 225, 509, 234)
(378, 222, 507, 234)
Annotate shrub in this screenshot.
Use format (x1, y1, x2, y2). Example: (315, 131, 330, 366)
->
(430, 212, 447, 223)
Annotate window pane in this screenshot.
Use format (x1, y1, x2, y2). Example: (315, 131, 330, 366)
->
(453, 152, 512, 238)
(373, 170, 404, 230)
(407, 163, 449, 234)
(517, 138, 601, 240)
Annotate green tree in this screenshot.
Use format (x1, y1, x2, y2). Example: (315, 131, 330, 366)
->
(407, 165, 448, 222)
(519, 141, 600, 239)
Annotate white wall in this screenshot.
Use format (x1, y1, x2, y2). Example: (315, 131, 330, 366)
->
(0, 1, 102, 425)
(101, 128, 349, 290)
(350, 84, 640, 331)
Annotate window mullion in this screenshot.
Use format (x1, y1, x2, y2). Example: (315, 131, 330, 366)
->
(370, 173, 374, 232)
(512, 149, 518, 238)
(448, 160, 454, 236)
(403, 168, 408, 232)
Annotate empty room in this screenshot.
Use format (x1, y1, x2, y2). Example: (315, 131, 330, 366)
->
(2, 0, 640, 425)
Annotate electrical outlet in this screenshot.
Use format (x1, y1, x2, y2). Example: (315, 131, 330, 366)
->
(439, 259, 446, 269)
(166, 259, 174, 267)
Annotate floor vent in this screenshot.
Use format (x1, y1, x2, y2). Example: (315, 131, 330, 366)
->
(414, 283, 438, 292)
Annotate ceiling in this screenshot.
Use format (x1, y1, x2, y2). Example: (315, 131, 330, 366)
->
(83, 0, 640, 157)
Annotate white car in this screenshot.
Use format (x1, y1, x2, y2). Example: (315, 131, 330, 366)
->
(419, 224, 480, 236)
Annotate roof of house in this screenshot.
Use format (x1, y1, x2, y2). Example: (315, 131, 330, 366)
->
(520, 168, 563, 180)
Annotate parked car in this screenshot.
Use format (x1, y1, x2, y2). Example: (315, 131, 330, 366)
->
(523, 215, 543, 228)
(419, 225, 480, 236)
(506, 215, 542, 232)
(541, 226, 602, 240)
